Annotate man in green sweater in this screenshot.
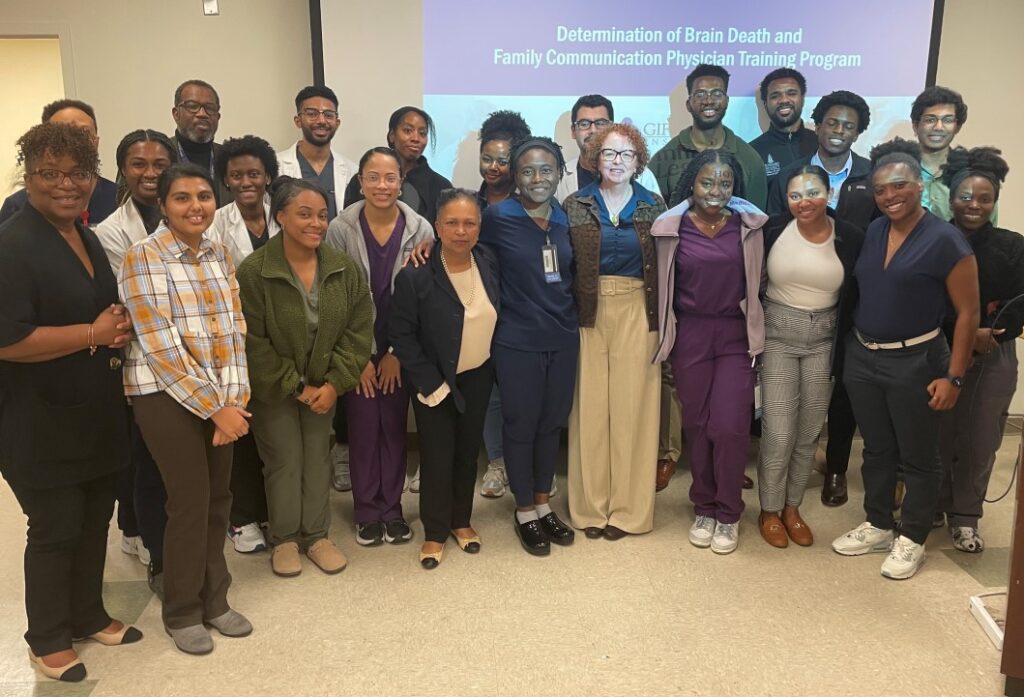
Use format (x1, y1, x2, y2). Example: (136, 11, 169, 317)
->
(648, 63, 768, 209)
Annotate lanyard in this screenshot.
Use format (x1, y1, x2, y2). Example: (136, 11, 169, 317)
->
(176, 141, 216, 181)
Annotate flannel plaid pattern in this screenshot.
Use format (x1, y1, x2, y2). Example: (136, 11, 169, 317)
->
(119, 226, 250, 419)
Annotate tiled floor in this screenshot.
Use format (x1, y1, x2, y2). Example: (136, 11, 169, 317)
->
(0, 435, 1015, 697)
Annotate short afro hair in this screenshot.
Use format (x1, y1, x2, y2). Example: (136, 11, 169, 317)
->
(41, 99, 98, 128)
(479, 110, 531, 147)
(216, 135, 280, 184)
(17, 122, 100, 175)
(911, 85, 967, 126)
(686, 64, 730, 94)
(811, 90, 870, 134)
(759, 68, 807, 103)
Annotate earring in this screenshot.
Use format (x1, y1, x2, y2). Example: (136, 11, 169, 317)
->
(359, 188, 363, 195)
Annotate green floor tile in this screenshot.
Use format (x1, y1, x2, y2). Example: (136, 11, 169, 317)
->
(0, 679, 97, 697)
(101, 580, 152, 626)
(942, 546, 1011, 588)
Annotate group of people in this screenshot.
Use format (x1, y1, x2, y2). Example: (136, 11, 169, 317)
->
(0, 64, 1019, 682)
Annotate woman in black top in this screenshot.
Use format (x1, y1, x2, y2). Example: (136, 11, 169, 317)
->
(937, 147, 1023, 553)
(343, 106, 453, 226)
(390, 189, 500, 568)
(0, 123, 141, 682)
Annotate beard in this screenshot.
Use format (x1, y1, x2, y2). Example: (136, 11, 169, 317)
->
(769, 107, 801, 130)
(301, 124, 335, 147)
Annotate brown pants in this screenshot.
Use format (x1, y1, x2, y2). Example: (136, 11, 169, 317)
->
(133, 392, 233, 629)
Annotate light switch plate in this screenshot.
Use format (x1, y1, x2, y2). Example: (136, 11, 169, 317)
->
(203, 0, 220, 15)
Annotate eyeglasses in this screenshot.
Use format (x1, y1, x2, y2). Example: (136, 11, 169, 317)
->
(27, 168, 95, 185)
(480, 155, 510, 167)
(599, 149, 637, 163)
(361, 173, 400, 185)
(300, 108, 339, 120)
(920, 114, 957, 127)
(177, 100, 220, 116)
(690, 89, 726, 101)
(572, 118, 611, 130)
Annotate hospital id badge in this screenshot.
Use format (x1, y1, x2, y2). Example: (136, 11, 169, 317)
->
(542, 243, 561, 283)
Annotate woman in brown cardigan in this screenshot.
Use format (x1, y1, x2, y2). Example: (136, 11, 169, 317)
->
(564, 123, 666, 540)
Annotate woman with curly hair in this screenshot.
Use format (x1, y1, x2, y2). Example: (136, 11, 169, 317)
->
(474, 110, 530, 499)
(0, 123, 140, 682)
(831, 138, 978, 580)
(652, 148, 767, 555)
(936, 147, 1021, 554)
(564, 123, 666, 540)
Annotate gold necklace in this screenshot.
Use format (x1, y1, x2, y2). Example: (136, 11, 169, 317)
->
(440, 250, 476, 307)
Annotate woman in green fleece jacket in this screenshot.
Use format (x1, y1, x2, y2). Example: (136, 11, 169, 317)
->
(237, 177, 372, 578)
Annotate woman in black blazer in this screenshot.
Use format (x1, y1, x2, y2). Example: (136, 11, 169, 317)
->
(390, 188, 499, 569)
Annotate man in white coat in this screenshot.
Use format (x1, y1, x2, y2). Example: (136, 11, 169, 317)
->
(276, 85, 357, 223)
(555, 94, 659, 202)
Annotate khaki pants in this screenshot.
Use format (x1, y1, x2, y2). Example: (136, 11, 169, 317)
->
(569, 277, 660, 532)
(250, 397, 335, 548)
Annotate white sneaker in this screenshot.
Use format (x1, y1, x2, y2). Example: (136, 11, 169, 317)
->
(227, 523, 267, 553)
(549, 475, 559, 498)
(880, 535, 926, 579)
(688, 515, 716, 548)
(480, 462, 508, 498)
(331, 445, 352, 492)
(832, 522, 895, 556)
(409, 471, 421, 493)
(120, 534, 139, 556)
(136, 541, 151, 566)
(711, 521, 739, 554)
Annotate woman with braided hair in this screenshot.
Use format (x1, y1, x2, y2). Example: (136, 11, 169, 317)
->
(936, 146, 1022, 554)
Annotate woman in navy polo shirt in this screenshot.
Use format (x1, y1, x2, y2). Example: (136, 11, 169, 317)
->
(832, 138, 979, 580)
(479, 136, 578, 556)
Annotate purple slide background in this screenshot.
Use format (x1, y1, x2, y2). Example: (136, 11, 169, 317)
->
(423, 0, 935, 97)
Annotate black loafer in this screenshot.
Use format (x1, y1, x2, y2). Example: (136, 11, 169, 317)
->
(584, 527, 604, 539)
(539, 512, 575, 546)
(514, 514, 550, 556)
(821, 473, 848, 507)
(603, 525, 628, 541)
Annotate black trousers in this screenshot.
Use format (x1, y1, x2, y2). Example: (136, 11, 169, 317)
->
(843, 333, 948, 544)
(825, 379, 857, 475)
(229, 432, 268, 527)
(8, 473, 116, 655)
(413, 362, 494, 543)
(115, 460, 139, 537)
(332, 398, 349, 445)
(130, 414, 167, 564)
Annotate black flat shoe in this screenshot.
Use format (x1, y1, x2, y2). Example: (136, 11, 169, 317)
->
(821, 473, 848, 507)
(420, 544, 443, 569)
(539, 512, 575, 546)
(603, 525, 628, 541)
(514, 513, 550, 556)
(584, 527, 604, 539)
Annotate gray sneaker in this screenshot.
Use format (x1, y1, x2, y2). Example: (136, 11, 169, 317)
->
(166, 624, 213, 655)
(205, 609, 253, 638)
(480, 462, 508, 498)
(688, 515, 716, 548)
(711, 521, 739, 554)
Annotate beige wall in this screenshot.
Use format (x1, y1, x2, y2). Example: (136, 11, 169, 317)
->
(0, 38, 64, 197)
(0, 0, 313, 182)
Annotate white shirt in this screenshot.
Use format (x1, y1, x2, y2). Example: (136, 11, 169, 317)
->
(207, 196, 280, 269)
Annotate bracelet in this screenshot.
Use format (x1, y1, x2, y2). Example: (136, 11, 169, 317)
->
(87, 323, 97, 356)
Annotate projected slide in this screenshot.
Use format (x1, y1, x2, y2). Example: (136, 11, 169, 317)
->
(418, 0, 936, 186)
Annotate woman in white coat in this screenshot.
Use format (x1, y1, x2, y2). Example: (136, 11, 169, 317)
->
(207, 135, 282, 555)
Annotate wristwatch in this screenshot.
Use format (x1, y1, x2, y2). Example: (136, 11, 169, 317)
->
(294, 379, 307, 396)
(945, 374, 963, 389)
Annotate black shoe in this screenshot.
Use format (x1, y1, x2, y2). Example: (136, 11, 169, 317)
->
(539, 512, 575, 546)
(514, 514, 550, 556)
(932, 511, 947, 529)
(383, 518, 413, 544)
(356, 522, 385, 546)
(821, 473, 848, 507)
(584, 527, 604, 539)
(603, 525, 628, 541)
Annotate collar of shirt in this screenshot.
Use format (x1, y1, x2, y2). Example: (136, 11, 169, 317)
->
(810, 151, 854, 208)
(158, 226, 215, 261)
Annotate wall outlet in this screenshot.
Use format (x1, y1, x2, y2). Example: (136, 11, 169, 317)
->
(203, 0, 219, 16)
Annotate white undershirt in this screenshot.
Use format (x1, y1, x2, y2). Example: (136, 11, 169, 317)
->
(766, 219, 843, 311)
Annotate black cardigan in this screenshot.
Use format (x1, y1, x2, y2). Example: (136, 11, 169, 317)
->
(763, 211, 864, 376)
(942, 222, 1024, 346)
(389, 245, 499, 412)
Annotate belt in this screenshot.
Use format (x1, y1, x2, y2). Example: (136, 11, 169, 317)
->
(598, 276, 644, 296)
(855, 327, 940, 350)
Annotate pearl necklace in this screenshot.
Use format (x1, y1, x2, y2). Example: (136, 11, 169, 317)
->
(440, 250, 476, 307)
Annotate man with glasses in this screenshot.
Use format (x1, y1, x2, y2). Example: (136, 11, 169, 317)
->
(170, 79, 232, 204)
(0, 99, 118, 227)
(648, 64, 767, 208)
(277, 85, 357, 222)
(911, 86, 971, 222)
(555, 94, 658, 201)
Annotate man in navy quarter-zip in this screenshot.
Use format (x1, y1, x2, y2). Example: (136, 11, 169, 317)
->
(750, 68, 818, 189)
